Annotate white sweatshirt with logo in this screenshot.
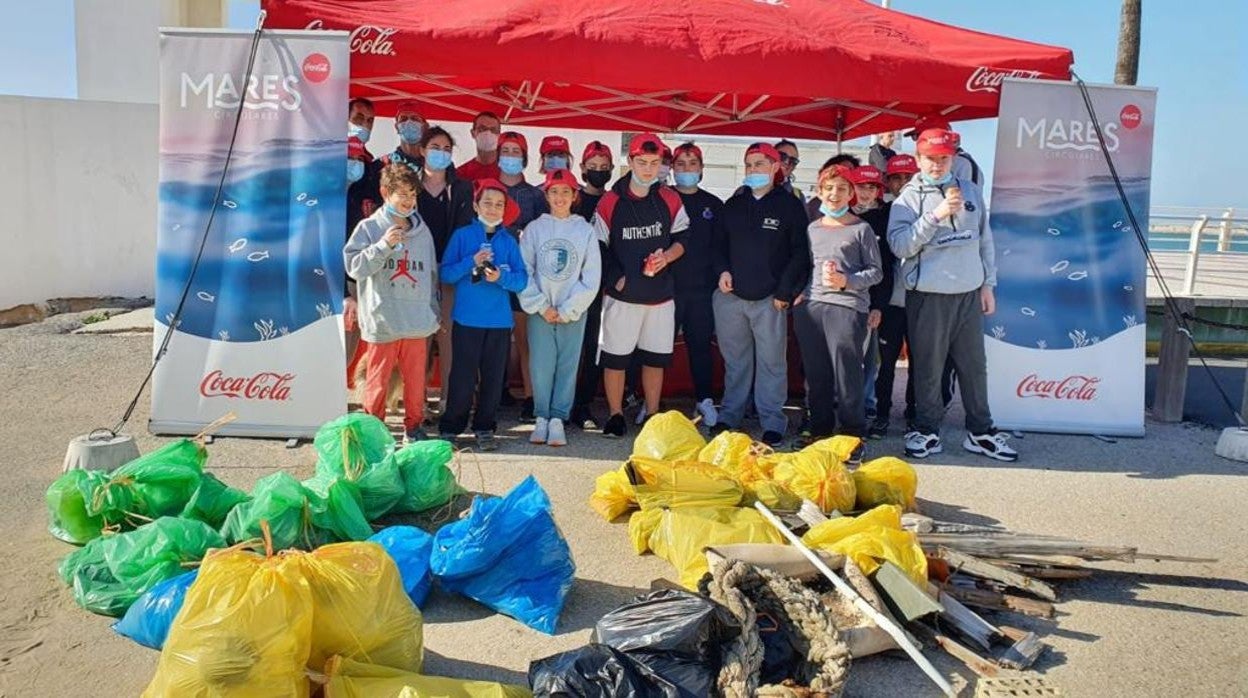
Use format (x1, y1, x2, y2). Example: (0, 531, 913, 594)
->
(518, 213, 602, 322)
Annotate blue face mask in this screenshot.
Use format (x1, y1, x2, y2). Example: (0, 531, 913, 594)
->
(544, 156, 568, 171)
(425, 149, 453, 171)
(383, 202, 411, 220)
(820, 203, 850, 218)
(631, 172, 657, 188)
(348, 122, 370, 144)
(499, 156, 525, 176)
(744, 172, 772, 190)
(347, 159, 365, 183)
(397, 121, 423, 144)
(674, 172, 701, 188)
(920, 171, 953, 186)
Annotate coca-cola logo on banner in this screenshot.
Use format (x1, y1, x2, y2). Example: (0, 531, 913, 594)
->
(1016, 374, 1100, 401)
(302, 53, 331, 83)
(304, 20, 397, 56)
(200, 371, 294, 401)
(965, 66, 1042, 94)
(1120, 104, 1142, 129)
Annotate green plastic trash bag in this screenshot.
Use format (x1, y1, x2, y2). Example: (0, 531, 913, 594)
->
(47, 469, 108, 544)
(314, 413, 395, 474)
(59, 517, 225, 617)
(180, 473, 250, 529)
(304, 477, 375, 543)
(77, 439, 206, 529)
(387, 440, 463, 515)
(314, 447, 405, 522)
(221, 472, 317, 551)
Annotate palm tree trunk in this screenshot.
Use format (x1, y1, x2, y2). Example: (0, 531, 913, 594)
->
(1115, 0, 1142, 85)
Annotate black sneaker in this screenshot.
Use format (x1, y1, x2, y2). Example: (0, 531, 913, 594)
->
(867, 420, 888, 440)
(404, 428, 429, 444)
(904, 431, 942, 459)
(602, 413, 627, 439)
(963, 431, 1019, 462)
(761, 430, 785, 447)
(519, 397, 536, 423)
(475, 430, 498, 452)
(798, 414, 813, 439)
(865, 408, 878, 423)
(499, 390, 518, 407)
(708, 422, 732, 437)
(846, 442, 866, 466)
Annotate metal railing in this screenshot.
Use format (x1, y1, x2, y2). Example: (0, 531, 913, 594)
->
(1148, 207, 1248, 294)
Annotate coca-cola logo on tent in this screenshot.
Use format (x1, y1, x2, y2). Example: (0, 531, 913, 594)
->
(1016, 374, 1100, 401)
(304, 20, 397, 56)
(200, 371, 294, 401)
(965, 67, 1042, 94)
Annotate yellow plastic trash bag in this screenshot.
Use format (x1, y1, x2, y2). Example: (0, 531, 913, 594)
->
(298, 542, 423, 674)
(647, 507, 786, 589)
(589, 468, 635, 522)
(628, 457, 743, 511)
(770, 448, 856, 514)
(627, 508, 664, 555)
(802, 504, 903, 549)
(697, 431, 756, 473)
(853, 457, 918, 511)
(742, 479, 803, 510)
(322, 656, 532, 698)
(631, 411, 706, 462)
(143, 548, 313, 698)
(803, 435, 863, 464)
(827, 527, 928, 585)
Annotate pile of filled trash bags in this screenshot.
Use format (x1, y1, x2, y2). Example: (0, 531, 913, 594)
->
(590, 411, 927, 587)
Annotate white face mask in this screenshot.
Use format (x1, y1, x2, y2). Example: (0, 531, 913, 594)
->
(475, 132, 500, 152)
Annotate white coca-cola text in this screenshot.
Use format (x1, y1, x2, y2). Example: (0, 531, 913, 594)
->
(966, 66, 1042, 93)
(304, 20, 397, 56)
(1016, 374, 1099, 401)
(200, 370, 294, 401)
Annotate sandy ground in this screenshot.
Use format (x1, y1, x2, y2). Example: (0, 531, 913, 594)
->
(1, 315, 1246, 697)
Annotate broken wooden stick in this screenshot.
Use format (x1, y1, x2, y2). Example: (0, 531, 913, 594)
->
(938, 547, 1057, 601)
(942, 585, 1055, 619)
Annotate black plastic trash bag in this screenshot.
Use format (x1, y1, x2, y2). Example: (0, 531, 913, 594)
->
(529, 644, 683, 698)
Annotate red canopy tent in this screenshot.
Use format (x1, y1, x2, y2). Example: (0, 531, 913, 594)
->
(263, 0, 1072, 140)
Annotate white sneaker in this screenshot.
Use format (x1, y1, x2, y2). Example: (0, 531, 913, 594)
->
(635, 404, 649, 425)
(547, 418, 567, 447)
(696, 398, 719, 427)
(530, 416, 549, 444)
(964, 432, 1018, 462)
(904, 431, 942, 459)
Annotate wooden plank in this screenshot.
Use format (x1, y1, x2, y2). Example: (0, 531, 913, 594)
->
(981, 554, 1092, 569)
(1015, 566, 1094, 581)
(921, 534, 1138, 563)
(922, 629, 1001, 678)
(943, 586, 1055, 619)
(1152, 297, 1196, 422)
(871, 561, 943, 623)
(928, 583, 1000, 651)
(1135, 552, 1219, 563)
(938, 547, 1058, 602)
(997, 627, 1047, 671)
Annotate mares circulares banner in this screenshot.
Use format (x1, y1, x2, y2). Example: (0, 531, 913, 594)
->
(985, 78, 1156, 436)
(153, 29, 349, 438)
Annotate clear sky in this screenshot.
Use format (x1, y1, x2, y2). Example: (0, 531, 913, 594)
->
(3, 0, 1245, 210)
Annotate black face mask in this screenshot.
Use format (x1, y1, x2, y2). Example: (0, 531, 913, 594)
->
(584, 170, 612, 189)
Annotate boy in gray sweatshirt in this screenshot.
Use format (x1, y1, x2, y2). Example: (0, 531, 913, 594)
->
(887, 129, 1017, 462)
(344, 164, 440, 442)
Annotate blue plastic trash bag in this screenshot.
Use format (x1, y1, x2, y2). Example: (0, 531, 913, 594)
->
(369, 526, 435, 608)
(431, 476, 575, 634)
(112, 569, 198, 650)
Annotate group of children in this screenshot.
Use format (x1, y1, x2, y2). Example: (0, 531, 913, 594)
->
(343, 102, 1018, 463)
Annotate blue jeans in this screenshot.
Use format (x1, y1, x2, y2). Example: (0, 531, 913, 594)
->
(863, 327, 880, 414)
(527, 314, 588, 421)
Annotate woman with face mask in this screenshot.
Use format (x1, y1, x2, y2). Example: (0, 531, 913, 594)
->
(416, 126, 475, 416)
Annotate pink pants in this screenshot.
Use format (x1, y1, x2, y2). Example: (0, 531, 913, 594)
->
(363, 338, 427, 432)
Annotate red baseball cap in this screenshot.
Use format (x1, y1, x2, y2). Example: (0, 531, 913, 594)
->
(849, 166, 884, 187)
(473, 178, 522, 227)
(916, 129, 960, 157)
(673, 142, 703, 163)
(906, 114, 952, 138)
(816, 165, 858, 207)
(628, 133, 665, 158)
(498, 131, 529, 156)
(541, 168, 581, 191)
(395, 100, 423, 118)
(582, 140, 614, 166)
(745, 143, 781, 163)
(347, 136, 366, 160)
(540, 135, 571, 156)
(886, 154, 919, 176)
(661, 144, 673, 161)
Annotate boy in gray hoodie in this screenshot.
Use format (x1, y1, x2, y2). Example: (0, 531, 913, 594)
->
(344, 163, 440, 442)
(887, 129, 1017, 462)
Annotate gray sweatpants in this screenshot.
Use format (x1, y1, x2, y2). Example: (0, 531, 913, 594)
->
(906, 290, 993, 434)
(713, 292, 789, 434)
(793, 302, 867, 437)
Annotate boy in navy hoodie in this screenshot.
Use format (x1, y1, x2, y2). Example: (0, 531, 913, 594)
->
(437, 179, 528, 450)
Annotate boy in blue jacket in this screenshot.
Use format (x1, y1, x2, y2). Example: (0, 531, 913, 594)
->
(437, 179, 528, 450)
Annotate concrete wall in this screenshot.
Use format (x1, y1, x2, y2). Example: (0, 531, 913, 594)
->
(0, 97, 158, 310)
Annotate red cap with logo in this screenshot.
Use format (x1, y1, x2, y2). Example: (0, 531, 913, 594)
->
(849, 166, 884, 187)
(582, 140, 614, 166)
(817, 165, 858, 207)
(498, 131, 529, 156)
(347, 137, 367, 160)
(673, 142, 704, 163)
(915, 129, 960, 157)
(473, 178, 522, 227)
(886, 154, 919, 176)
(906, 114, 952, 138)
(744, 143, 782, 163)
(541, 168, 581, 191)
(395, 100, 423, 118)
(628, 133, 665, 158)
(540, 135, 571, 156)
